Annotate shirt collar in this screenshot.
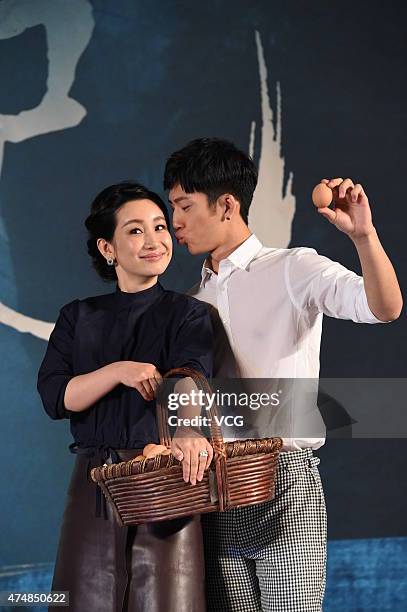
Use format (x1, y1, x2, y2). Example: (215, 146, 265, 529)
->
(200, 234, 263, 286)
(226, 234, 263, 270)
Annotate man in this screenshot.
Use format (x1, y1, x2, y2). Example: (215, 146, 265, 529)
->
(163, 137, 402, 612)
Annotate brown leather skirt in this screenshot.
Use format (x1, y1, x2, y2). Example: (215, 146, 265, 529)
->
(50, 450, 206, 612)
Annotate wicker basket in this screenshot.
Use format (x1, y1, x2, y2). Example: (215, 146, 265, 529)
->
(91, 367, 282, 525)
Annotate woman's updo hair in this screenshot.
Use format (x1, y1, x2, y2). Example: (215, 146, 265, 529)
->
(85, 181, 171, 281)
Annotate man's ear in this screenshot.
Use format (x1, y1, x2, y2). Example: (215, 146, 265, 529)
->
(218, 193, 240, 221)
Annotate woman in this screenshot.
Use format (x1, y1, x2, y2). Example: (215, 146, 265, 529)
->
(37, 181, 214, 612)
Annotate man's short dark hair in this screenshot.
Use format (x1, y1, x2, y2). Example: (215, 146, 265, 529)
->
(163, 137, 258, 224)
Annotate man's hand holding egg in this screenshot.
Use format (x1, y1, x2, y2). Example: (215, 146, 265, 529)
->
(312, 177, 375, 240)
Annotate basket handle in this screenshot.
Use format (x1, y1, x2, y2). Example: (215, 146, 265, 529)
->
(156, 367, 230, 510)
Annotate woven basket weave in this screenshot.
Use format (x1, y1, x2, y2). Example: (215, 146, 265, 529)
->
(91, 367, 282, 525)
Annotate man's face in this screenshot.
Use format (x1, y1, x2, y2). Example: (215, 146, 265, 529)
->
(168, 184, 225, 255)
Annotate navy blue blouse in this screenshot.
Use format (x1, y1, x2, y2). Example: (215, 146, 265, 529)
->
(37, 282, 213, 451)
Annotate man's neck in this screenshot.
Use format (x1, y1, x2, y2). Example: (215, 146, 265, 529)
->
(209, 227, 252, 273)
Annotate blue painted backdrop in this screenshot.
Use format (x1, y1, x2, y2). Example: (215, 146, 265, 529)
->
(0, 1, 406, 610)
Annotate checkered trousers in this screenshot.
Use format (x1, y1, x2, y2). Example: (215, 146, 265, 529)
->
(201, 448, 327, 612)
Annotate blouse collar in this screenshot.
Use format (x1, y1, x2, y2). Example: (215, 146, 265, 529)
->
(114, 281, 164, 309)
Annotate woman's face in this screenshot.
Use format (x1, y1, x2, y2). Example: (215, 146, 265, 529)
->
(104, 199, 172, 282)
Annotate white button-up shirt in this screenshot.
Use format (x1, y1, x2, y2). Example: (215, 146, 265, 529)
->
(189, 234, 385, 451)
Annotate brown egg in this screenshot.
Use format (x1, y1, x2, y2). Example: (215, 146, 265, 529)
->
(312, 183, 333, 208)
(144, 444, 168, 458)
(142, 443, 157, 457)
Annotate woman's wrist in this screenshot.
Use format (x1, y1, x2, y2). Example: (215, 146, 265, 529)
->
(104, 361, 124, 385)
(174, 424, 205, 438)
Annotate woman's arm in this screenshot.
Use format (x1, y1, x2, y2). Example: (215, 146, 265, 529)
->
(65, 361, 162, 412)
(37, 301, 163, 417)
(167, 299, 215, 485)
(170, 376, 214, 486)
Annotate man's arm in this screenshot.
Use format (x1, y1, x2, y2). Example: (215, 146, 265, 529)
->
(351, 229, 402, 321)
(317, 177, 403, 322)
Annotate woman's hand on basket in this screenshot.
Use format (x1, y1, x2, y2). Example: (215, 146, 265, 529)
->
(116, 361, 162, 401)
(171, 427, 213, 486)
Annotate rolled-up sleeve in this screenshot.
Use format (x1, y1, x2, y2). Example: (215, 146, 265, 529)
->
(37, 299, 79, 419)
(169, 300, 214, 378)
(286, 247, 389, 323)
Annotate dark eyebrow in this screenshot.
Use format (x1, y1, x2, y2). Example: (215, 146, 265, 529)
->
(122, 216, 166, 228)
(168, 196, 192, 207)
